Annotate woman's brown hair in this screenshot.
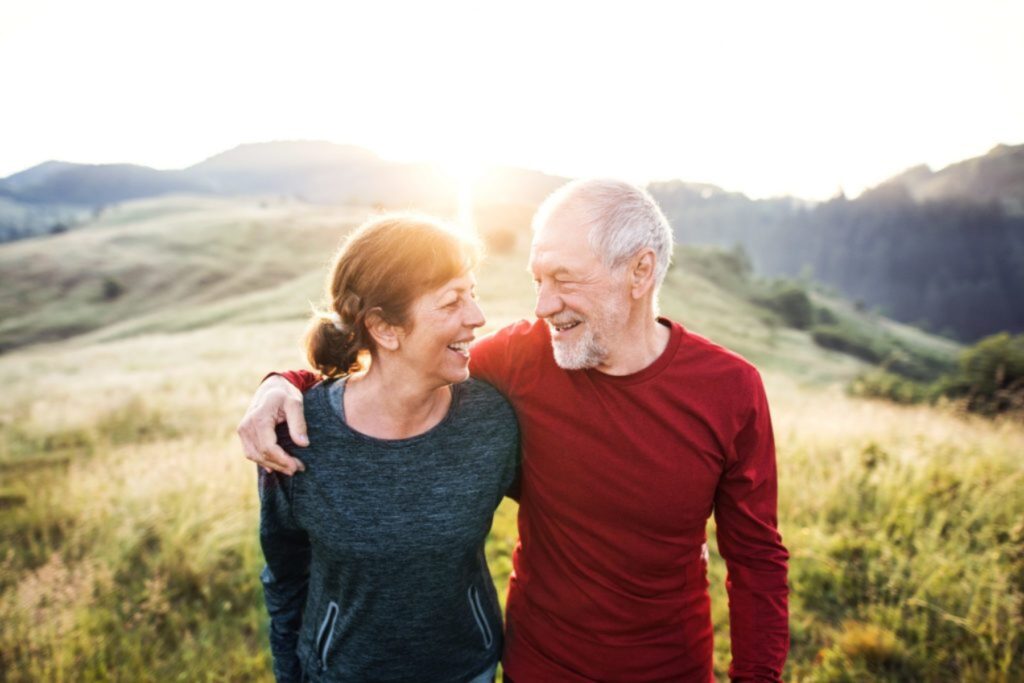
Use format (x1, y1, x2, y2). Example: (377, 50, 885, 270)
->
(306, 213, 480, 378)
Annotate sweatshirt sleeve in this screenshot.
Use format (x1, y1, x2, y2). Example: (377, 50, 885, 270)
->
(470, 329, 523, 502)
(265, 370, 321, 393)
(259, 456, 311, 683)
(713, 368, 789, 681)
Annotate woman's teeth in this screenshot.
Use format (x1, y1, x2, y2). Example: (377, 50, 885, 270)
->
(447, 341, 470, 354)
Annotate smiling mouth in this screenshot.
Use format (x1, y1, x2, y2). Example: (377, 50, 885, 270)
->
(447, 341, 471, 357)
(549, 320, 581, 334)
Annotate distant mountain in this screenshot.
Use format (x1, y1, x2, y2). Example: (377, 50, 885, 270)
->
(2, 163, 208, 205)
(2, 140, 1021, 340)
(190, 140, 380, 172)
(651, 162, 1024, 341)
(875, 143, 1024, 213)
(182, 140, 454, 207)
(184, 141, 567, 208)
(0, 161, 209, 241)
(1, 160, 82, 194)
(0, 141, 569, 242)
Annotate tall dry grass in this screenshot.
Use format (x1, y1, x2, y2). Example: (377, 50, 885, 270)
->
(737, 376, 1024, 681)
(0, 324, 304, 681)
(2, 325, 1020, 681)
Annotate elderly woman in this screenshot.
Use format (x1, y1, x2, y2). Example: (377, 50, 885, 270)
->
(258, 214, 518, 683)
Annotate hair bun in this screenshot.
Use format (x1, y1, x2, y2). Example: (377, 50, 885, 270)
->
(327, 311, 347, 333)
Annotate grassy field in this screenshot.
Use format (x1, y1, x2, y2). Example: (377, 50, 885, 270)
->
(1, 196, 1021, 681)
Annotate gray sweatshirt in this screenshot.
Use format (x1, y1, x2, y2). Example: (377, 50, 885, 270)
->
(259, 378, 519, 683)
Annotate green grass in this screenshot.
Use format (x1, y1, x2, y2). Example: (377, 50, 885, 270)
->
(1, 196, 1020, 681)
(0, 195, 371, 351)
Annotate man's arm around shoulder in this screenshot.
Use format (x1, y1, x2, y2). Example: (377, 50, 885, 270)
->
(237, 370, 319, 475)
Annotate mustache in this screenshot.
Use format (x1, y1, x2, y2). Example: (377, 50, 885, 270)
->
(546, 313, 583, 325)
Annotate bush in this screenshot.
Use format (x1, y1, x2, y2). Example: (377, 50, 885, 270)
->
(757, 282, 814, 329)
(101, 276, 125, 301)
(937, 332, 1024, 414)
(816, 306, 839, 325)
(885, 350, 953, 382)
(812, 324, 884, 363)
(849, 370, 932, 404)
(849, 333, 1024, 416)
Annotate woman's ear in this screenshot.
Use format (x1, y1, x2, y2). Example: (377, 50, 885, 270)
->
(364, 308, 401, 351)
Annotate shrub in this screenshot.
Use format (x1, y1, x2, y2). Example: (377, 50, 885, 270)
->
(101, 276, 125, 301)
(757, 282, 814, 329)
(938, 332, 1024, 414)
(880, 347, 954, 382)
(849, 370, 932, 404)
(849, 333, 1024, 416)
(812, 324, 884, 363)
(816, 306, 839, 325)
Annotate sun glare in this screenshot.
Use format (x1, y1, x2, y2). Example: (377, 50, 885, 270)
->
(438, 153, 486, 233)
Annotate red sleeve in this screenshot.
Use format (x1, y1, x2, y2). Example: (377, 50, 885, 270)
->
(714, 368, 789, 681)
(273, 321, 524, 393)
(470, 323, 524, 503)
(468, 323, 517, 394)
(265, 370, 322, 393)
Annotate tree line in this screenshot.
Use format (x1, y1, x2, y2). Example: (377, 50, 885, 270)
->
(651, 182, 1024, 342)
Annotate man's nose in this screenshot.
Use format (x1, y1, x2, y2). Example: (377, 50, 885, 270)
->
(534, 281, 562, 319)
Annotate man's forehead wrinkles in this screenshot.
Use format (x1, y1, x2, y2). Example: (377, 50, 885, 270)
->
(530, 253, 573, 278)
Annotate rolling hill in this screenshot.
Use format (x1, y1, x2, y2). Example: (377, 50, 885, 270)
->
(0, 141, 568, 242)
(0, 194, 959, 382)
(3, 140, 1021, 341)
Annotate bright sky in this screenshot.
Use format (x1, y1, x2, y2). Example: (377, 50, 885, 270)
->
(1, 0, 1021, 199)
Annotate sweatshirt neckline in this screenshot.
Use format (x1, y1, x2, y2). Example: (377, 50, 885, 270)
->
(582, 318, 683, 386)
(316, 377, 462, 449)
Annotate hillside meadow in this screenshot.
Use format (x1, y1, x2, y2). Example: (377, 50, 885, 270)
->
(0, 196, 1021, 681)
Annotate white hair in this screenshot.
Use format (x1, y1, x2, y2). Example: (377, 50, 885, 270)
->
(533, 178, 675, 288)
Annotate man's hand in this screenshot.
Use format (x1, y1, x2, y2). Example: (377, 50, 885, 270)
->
(237, 375, 308, 475)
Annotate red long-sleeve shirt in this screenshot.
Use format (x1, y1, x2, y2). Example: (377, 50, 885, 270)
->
(280, 317, 789, 681)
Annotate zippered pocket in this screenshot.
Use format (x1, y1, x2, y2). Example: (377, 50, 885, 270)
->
(315, 601, 340, 671)
(467, 586, 494, 650)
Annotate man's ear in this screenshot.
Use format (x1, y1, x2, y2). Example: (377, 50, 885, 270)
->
(629, 249, 657, 299)
(364, 308, 402, 351)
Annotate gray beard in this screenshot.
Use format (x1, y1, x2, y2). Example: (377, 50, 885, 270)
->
(551, 324, 608, 370)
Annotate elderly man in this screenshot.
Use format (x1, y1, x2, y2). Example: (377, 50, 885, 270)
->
(239, 179, 789, 681)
